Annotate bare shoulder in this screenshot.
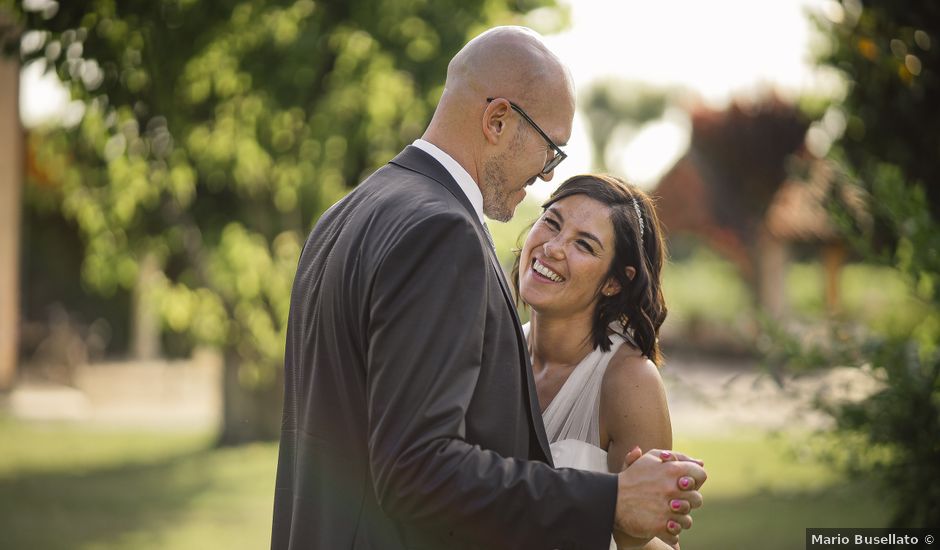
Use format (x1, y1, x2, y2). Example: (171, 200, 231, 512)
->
(600, 343, 665, 399)
(599, 341, 672, 460)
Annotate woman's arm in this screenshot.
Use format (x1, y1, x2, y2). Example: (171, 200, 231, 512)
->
(600, 346, 676, 550)
(600, 346, 672, 468)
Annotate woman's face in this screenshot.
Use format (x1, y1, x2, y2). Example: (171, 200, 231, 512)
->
(519, 193, 620, 317)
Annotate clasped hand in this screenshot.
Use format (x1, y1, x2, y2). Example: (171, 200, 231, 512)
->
(613, 447, 706, 549)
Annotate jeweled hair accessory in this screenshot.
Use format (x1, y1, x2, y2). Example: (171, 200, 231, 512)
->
(631, 196, 645, 241)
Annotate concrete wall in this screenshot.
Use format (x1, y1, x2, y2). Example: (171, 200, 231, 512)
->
(7, 349, 223, 429)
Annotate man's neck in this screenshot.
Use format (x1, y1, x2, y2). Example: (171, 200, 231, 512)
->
(420, 131, 480, 185)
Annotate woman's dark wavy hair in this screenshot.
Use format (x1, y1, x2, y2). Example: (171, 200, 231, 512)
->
(512, 174, 668, 366)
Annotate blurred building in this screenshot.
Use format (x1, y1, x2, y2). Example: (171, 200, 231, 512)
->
(654, 97, 864, 317)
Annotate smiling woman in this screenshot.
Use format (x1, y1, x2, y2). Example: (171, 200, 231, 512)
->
(515, 174, 667, 362)
(520, 194, 619, 319)
(512, 173, 675, 550)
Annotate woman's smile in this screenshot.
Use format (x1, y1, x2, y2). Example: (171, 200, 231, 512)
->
(532, 258, 565, 283)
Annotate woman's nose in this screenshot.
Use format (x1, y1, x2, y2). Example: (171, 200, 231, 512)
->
(543, 238, 564, 259)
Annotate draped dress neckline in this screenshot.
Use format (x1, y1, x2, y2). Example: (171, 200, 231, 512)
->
(524, 323, 632, 448)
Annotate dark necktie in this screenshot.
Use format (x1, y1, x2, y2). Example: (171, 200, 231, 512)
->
(482, 222, 496, 252)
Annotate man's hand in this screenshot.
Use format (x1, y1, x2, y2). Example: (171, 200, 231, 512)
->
(612, 447, 706, 547)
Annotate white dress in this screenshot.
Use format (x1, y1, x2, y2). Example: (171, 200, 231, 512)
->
(525, 324, 632, 550)
(524, 323, 631, 467)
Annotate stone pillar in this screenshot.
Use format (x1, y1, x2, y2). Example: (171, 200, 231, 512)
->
(0, 56, 23, 391)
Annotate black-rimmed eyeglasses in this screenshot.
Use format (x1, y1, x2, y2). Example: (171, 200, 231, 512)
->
(486, 97, 567, 175)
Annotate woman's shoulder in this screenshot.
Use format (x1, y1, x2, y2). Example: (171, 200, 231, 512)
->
(598, 342, 672, 455)
(600, 342, 664, 398)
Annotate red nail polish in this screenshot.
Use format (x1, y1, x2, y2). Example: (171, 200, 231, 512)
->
(661, 451, 673, 460)
(679, 477, 691, 489)
(667, 520, 678, 531)
(671, 499, 681, 510)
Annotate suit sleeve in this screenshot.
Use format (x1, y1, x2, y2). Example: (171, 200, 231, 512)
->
(366, 211, 618, 550)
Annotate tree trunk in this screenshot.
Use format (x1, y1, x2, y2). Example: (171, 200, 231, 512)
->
(217, 349, 283, 445)
(0, 56, 22, 391)
(822, 242, 845, 316)
(131, 252, 161, 360)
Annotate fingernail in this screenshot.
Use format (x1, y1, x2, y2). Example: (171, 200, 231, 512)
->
(670, 499, 682, 510)
(679, 477, 691, 489)
(660, 451, 673, 461)
(667, 520, 678, 531)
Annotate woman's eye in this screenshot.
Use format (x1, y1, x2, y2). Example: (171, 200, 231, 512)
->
(576, 240, 595, 254)
(544, 217, 559, 229)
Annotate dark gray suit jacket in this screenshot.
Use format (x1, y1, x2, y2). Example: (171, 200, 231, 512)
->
(271, 146, 618, 550)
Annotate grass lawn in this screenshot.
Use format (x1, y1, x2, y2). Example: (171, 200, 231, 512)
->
(674, 432, 887, 549)
(0, 418, 275, 550)
(0, 418, 888, 549)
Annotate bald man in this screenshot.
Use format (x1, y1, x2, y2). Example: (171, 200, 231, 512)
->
(271, 26, 705, 550)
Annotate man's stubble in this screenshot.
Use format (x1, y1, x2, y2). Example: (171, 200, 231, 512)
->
(481, 129, 529, 223)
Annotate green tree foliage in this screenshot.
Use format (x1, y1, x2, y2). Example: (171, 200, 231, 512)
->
(2, 0, 559, 443)
(806, 0, 940, 527)
(818, 0, 940, 218)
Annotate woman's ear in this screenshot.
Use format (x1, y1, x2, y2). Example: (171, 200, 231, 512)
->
(602, 278, 622, 297)
(602, 267, 635, 296)
(482, 100, 510, 145)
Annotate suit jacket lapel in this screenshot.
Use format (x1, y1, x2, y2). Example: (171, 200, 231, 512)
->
(389, 146, 553, 463)
(486, 250, 554, 463)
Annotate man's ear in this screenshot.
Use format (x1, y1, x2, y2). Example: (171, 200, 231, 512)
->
(482, 100, 510, 145)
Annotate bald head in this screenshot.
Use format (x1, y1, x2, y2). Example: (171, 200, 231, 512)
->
(444, 26, 573, 109)
(422, 26, 575, 174)
(421, 26, 575, 220)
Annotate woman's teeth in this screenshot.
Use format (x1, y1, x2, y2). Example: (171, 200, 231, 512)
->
(533, 259, 564, 282)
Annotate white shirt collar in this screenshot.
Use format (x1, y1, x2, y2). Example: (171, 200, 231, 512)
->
(411, 139, 485, 225)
